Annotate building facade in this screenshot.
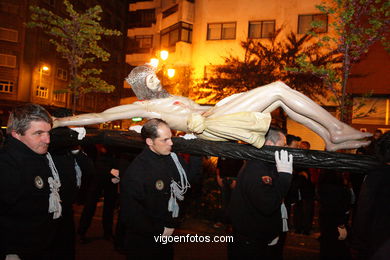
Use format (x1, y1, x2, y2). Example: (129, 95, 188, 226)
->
(0, 0, 129, 126)
(126, 0, 389, 150)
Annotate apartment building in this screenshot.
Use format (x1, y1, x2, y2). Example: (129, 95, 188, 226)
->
(0, 0, 129, 126)
(126, 0, 389, 150)
(127, 0, 328, 74)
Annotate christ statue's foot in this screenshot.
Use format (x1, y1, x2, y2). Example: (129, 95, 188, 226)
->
(325, 139, 371, 152)
(330, 124, 372, 144)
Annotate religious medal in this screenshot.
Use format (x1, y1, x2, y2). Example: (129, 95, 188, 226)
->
(261, 176, 273, 185)
(34, 176, 44, 189)
(155, 180, 164, 190)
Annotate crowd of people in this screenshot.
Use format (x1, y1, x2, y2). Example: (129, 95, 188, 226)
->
(0, 102, 389, 260)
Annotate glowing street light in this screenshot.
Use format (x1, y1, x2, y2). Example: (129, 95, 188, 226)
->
(160, 50, 169, 61)
(167, 68, 175, 78)
(149, 50, 175, 85)
(39, 65, 49, 87)
(150, 58, 159, 68)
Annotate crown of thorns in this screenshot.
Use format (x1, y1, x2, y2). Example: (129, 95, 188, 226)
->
(125, 64, 156, 87)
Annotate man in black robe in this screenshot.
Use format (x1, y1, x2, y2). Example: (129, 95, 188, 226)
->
(0, 104, 61, 260)
(120, 118, 194, 260)
(228, 128, 293, 260)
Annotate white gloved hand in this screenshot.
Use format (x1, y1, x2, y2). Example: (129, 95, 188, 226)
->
(181, 133, 197, 140)
(129, 125, 142, 133)
(275, 150, 293, 174)
(6, 255, 21, 260)
(337, 226, 347, 240)
(162, 227, 175, 237)
(70, 127, 86, 140)
(267, 236, 279, 246)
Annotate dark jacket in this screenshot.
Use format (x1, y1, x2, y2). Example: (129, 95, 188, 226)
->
(120, 148, 190, 236)
(228, 160, 292, 243)
(317, 172, 351, 226)
(0, 137, 58, 257)
(351, 165, 390, 259)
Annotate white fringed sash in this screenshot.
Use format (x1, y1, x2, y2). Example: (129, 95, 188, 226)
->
(168, 152, 191, 218)
(46, 153, 62, 219)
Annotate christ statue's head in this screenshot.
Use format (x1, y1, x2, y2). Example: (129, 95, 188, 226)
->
(125, 65, 170, 100)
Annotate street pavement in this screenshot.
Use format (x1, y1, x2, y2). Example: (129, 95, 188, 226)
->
(73, 203, 320, 260)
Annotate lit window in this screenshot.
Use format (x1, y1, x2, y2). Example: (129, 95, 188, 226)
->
(298, 14, 328, 34)
(249, 20, 275, 38)
(36, 86, 48, 99)
(0, 80, 14, 93)
(207, 22, 236, 40)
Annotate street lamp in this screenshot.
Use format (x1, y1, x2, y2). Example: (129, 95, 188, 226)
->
(148, 50, 175, 85)
(160, 50, 169, 61)
(167, 68, 175, 78)
(39, 65, 49, 87)
(150, 58, 159, 68)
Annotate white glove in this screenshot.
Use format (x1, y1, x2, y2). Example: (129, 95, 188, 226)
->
(70, 127, 86, 140)
(337, 226, 347, 240)
(6, 255, 21, 260)
(129, 125, 142, 133)
(275, 150, 293, 174)
(181, 133, 197, 140)
(268, 236, 279, 246)
(162, 227, 174, 237)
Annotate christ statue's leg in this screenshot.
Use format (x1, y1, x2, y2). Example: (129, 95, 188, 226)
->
(207, 81, 371, 144)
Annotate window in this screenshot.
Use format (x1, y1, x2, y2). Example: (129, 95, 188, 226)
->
(0, 54, 16, 68)
(248, 20, 275, 39)
(127, 35, 153, 53)
(128, 9, 156, 28)
(352, 97, 389, 125)
(0, 80, 14, 93)
(36, 86, 48, 99)
(162, 4, 178, 18)
(298, 14, 328, 34)
(160, 22, 192, 48)
(0, 28, 18, 42)
(207, 22, 236, 40)
(57, 68, 68, 81)
(136, 35, 153, 49)
(53, 92, 66, 103)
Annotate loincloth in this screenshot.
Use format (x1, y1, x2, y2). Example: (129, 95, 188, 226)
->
(187, 112, 271, 148)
